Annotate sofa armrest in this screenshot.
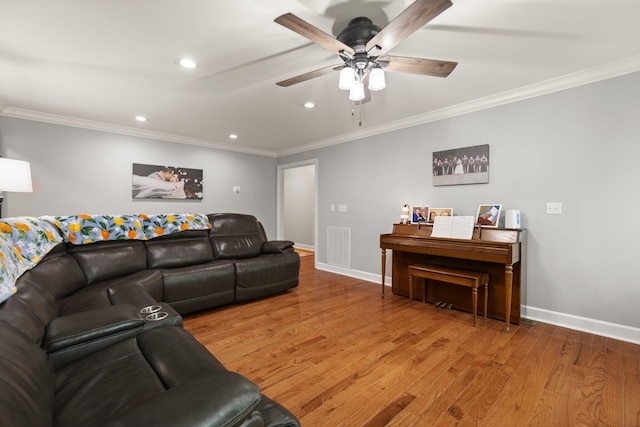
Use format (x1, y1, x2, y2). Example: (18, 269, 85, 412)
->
(44, 304, 144, 368)
(262, 240, 294, 254)
(104, 373, 262, 427)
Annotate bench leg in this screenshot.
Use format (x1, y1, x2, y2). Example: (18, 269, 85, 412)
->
(409, 274, 413, 308)
(483, 283, 488, 321)
(472, 287, 478, 327)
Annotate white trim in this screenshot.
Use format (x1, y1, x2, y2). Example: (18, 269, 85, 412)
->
(3, 56, 639, 159)
(317, 263, 640, 345)
(0, 107, 278, 158)
(276, 55, 640, 157)
(316, 262, 384, 285)
(522, 306, 640, 345)
(276, 159, 318, 262)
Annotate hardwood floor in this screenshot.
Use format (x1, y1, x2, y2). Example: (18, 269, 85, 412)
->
(183, 255, 640, 426)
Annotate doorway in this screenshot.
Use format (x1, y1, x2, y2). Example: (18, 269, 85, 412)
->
(277, 159, 318, 253)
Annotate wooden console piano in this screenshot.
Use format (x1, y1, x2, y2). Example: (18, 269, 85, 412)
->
(380, 223, 525, 332)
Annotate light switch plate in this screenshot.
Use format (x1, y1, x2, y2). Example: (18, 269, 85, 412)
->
(338, 204, 347, 212)
(546, 202, 562, 215)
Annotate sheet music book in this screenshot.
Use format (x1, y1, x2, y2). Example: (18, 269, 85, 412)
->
(431, 216, 475, 240)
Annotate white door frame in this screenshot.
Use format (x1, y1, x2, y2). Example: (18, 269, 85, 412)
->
(276, 158, 318, 254)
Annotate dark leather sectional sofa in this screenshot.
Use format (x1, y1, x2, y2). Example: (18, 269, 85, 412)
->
(0, 213, 301, 427)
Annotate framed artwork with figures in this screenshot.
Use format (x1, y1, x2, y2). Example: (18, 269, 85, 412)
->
(132, 163, 203, 200)
(411, 206, 430, 223)
(428, 208, 453, 223)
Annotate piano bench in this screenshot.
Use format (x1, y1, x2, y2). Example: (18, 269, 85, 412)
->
(408, 264, 489, 327)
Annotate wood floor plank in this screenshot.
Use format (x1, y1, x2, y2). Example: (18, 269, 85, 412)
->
(182, 255, 640, 426)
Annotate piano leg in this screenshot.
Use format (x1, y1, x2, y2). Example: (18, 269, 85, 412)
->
(504, 264, 513, 333)
(381, 249, 386, 299)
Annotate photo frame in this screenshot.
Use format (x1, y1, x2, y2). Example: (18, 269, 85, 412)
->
(132, 163, 203, 200)
(476, 204, 502, 227)
(432, 144, 489, 186)
(411, 206, 430, 223)
(428, 208, 453, 223)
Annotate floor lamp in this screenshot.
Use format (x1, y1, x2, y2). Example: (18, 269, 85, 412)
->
(0, 158, 33, 218)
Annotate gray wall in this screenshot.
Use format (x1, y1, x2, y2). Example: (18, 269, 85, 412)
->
(278, 71, 640, 333)
(0, 117, 278, 238)
(2, 71, 639, 339)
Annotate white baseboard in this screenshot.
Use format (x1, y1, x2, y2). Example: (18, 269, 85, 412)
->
(522, 306, 640, 345)
(315, 262, 386, 285)
(316, 263, 640, 345)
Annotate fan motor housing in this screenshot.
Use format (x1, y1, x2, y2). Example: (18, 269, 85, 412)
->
(337, 17, 381, 52)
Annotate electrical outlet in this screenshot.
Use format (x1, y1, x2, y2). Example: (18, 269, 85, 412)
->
(338, 204, 347, 212)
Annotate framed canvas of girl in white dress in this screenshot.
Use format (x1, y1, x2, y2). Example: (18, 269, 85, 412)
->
(132, 163, 204, 200)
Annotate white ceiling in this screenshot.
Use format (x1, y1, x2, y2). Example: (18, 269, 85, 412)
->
(1, 0, 639, 157)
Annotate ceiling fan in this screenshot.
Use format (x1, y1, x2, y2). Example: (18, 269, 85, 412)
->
(274, 0, 458, 102)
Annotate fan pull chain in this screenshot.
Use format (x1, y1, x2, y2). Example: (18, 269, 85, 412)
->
(350, 103, 364, 127)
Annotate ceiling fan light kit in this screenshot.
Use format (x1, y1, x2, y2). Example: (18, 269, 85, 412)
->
(368, 67, 386, 91)
(338, 67, 356, 90)
(349, 81, 365, 102)
(275, 0, 458, 106)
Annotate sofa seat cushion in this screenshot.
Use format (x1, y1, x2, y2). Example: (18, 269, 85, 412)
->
(161, 260, 236, 314)
(234, 252, 300, 302)
(54, 326, 260, 427)
(58, 270, 164, 314)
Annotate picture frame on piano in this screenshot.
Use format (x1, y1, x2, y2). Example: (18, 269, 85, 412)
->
(411, 206, 430, 223)
(476, 204, 502, 227)
(428, 208, 453, 223)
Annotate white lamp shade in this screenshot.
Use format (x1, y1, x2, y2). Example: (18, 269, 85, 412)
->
(338, 67, 356, 90)
(349, 81, 365, 101)
(368, 67, 386, 91)
(0, 158, 33, 192)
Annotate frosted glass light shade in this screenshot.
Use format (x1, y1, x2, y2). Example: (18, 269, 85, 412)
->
(349, 81, 365, 101)
(0, 158, 33, 192)
(368, 67, 386, 91)
(338, 67, 356, 90)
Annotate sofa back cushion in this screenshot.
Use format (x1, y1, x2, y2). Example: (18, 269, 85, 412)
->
(0, 283, 53, 345)
(207, 214, 265, 259)
(25, 245, 87, 299)
(68, 241, 147, 285)
(0, 322, 54, 427)
(145, 233, 214, 269)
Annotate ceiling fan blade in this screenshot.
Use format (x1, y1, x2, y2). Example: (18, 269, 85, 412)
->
(379, 55, 457, 77)
(275, 13, 355, 56)
(366, 0, 452, 55)
(276, 64, 343, 87)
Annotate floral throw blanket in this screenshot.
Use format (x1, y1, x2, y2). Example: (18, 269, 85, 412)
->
(49, 213, 212, 245)
(0, 213, 211, 304)
(0, 217, 63, 303)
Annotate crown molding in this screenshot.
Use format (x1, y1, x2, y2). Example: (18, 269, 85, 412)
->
(2, 56, 639, 159)
(0, 108, 278, 158)
(276, 55, 640, 157)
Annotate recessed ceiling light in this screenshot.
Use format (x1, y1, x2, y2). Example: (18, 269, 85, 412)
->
(177, 57, 197, 69)
(135, 115, 147, 122)
(229, 134, 238, 140)
(302, 101, 316, 109)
